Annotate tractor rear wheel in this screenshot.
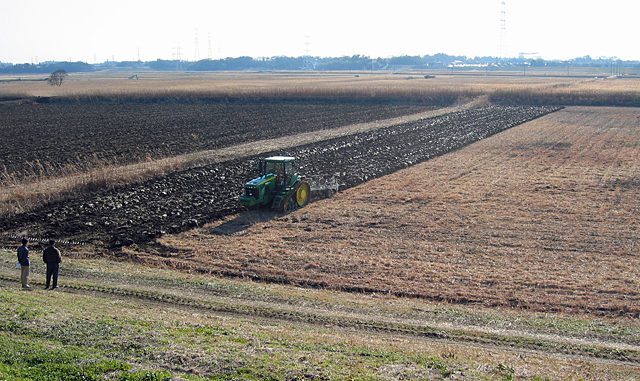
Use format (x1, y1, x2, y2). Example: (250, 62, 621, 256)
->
(295, 181, 311, 207)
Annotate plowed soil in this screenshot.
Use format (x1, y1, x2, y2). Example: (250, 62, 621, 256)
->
(0, 106, 558, 246)
(142, 106, 639, 317)
(0, 102, 431, 178)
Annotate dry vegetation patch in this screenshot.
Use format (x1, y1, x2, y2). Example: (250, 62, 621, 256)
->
(0, 71, 554, 97)
(148, 107, 640, 317)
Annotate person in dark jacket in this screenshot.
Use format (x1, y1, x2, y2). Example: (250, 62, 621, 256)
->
(43, 240, 62, 290)
(17, 238, 31, 290)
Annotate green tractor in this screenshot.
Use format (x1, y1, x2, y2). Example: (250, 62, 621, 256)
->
(239, 156, 311, 212)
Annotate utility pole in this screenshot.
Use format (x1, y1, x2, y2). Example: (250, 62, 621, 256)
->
(498, 1, 507, 59)
(610, 61, 613, 76)
(303, 35, 313, 70)
(173, 44, 182, 71)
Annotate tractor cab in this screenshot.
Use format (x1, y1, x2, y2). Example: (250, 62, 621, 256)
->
(263, 156, 295, 186)
(239, 156, 310, 212)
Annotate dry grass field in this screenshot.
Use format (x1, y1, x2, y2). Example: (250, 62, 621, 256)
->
(3, 70, 639, 114)
(127, 106, 640, 318)
(0, 71, 561, 97)
(3, 70, 639, 98)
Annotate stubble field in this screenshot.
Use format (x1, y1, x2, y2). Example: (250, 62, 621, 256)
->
(2, 70, 640, 98)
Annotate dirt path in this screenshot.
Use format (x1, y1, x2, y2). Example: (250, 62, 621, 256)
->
(1, 266, 638, 367)
(0, 98, 482, 216)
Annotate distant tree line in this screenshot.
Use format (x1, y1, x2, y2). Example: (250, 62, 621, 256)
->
(1, 54, 639, 74)
(0, 61, 93, 74)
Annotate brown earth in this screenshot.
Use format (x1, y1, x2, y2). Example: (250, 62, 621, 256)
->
(130, 106, 640, 317)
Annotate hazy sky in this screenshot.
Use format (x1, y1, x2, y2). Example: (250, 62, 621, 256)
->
(1, 0, 638, 63)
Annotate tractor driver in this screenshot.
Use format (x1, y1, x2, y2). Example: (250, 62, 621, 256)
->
(276, 166, 285, 186)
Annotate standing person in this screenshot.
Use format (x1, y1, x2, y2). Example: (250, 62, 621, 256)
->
(43, 240, 62, 290)
(17, 238, 31, 290)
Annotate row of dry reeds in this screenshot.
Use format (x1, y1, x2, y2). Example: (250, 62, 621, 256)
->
(2, 156, 114, 186)
(21, 85, 640, 107)
(33, 87, 481, 106)
(0, 151, 169, 186)
(0, 154, 186, 216)
(490, 88, 640, 107)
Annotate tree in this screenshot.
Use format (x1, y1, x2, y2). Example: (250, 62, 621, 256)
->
(47, 70, 67, 86)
